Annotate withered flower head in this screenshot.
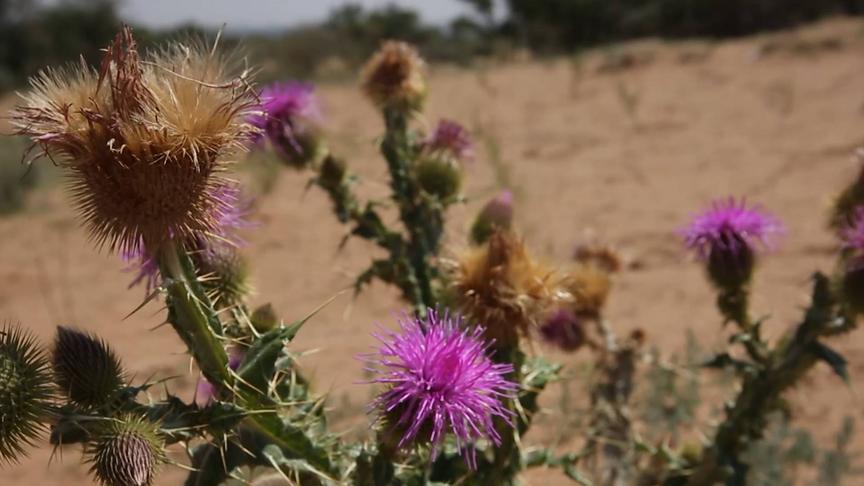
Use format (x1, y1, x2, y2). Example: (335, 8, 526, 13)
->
(360, 40, 426, 113)
(11, 26, 256, 255)
(564, 264, 612, 319)
(450, 230, 565, 348)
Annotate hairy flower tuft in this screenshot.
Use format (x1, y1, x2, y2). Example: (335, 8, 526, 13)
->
(451, 230, 565, 348)
(0, 322, 54, 463)
(682, 198, 783, 288)
(87, 415, 165, 486)
(251, 81, 325, 168)
(360, 40, 426, 113)
(422, 119, 474, 162)
(11, 26, 256, 256)
(363, 310, 517, 468)
(53, 326, 125, 408)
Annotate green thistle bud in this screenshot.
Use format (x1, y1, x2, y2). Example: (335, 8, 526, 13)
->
(469, 191, 513, 245)
(53, 326, 125, 408)
(0, 323, 53, 463)
(318, 155, 348, 191)
(414, 156, 462, 200)
(251, 303, 279, 333)
(194, 246, 252, 310)
(88, 415, 165, 486)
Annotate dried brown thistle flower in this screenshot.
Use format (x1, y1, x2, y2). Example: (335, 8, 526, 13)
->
(564, 264, 612, 319)
(573, 243, 623, 273)
(451, 230, 566, 348)
(360, 40, 426, 113)
(11, 26, 256, 255)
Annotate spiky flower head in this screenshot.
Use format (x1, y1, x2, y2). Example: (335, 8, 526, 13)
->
(682, 198, 783, 289)
(573, 242, 623, 273)
(11, 26, 256, 256)
(53, 326, 125, 408)
(540, 309, 585, 352)
(0, 323, 54, 463)
(250, 81, 325, 169)
(451, 230, 565, 348)
(87, 415, 165, 486)
(469, 191, 513, 245)
(360, 40, 426, 113)
(424, 119, 474, 161)
(192, 245, 251, 310)
(363, 310, 517, 469)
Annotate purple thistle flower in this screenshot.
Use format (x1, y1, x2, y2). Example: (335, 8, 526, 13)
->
(682, 198, 783, 259)
(363, 310, 517, 469)
(423, 119, 474, 162)
(682, 198, 783, 288)
(539, 309, 585, 352)
(250, 82, 323, 166)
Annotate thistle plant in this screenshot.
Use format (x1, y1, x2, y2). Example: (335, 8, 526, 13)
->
(4, 25, 864, 486)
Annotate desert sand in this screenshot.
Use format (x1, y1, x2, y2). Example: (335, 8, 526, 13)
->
(1, 17, 864, 485)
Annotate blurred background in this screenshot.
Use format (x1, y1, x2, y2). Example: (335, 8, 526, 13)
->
(3, 0, 864, 484)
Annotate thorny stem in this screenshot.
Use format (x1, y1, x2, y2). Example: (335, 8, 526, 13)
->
(158, 240, 231, 390)
(381, 108, 441, 316)
(584, 319, 639, 486)
(684, 274, 853, 485)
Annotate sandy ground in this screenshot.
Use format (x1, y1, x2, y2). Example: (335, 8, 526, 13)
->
(3, 17, 864, 485)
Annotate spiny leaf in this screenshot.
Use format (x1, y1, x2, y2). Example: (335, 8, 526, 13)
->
(811, 342, 849, 384)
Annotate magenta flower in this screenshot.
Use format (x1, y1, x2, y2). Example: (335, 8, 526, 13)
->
(250, 82, 323, 167)
(363, 310, 517, 468)
(539, 309, 585, 352)
(682, 198, 783, 287)
(682, 198, 783, 259)
(423, 119, 474, 162)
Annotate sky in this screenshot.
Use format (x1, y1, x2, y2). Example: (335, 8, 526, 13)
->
(118, 0, 475, 32)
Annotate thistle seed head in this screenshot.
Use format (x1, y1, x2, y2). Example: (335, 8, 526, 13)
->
(53, 326, 125, 408)
(0, 323, 54, 463)
(11, 26, 257, 255)
(88, 415, 165, 486)
(360, 41, 426, 114)
(450, 230, 565, 348)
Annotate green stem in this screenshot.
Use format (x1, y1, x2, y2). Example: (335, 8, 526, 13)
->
(157, 240, 230, 390)
(381, 108, 439, 315)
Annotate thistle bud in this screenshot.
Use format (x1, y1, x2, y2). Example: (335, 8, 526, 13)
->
(361, 41, 426, 114)
(251, 303, 279, 333)
(565, 264, 612, 319)
(539, 309, 585, 352)
(469, 191, 513, 245)
(0, 323, 54, 463)
(318, 155, 348, 192)
(414, 156, 462, 200)
(192, 245, 251, 310)
(838, 209, 864, 313)
(53, 326, 125, 408)
(88, 415, 165, 486)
